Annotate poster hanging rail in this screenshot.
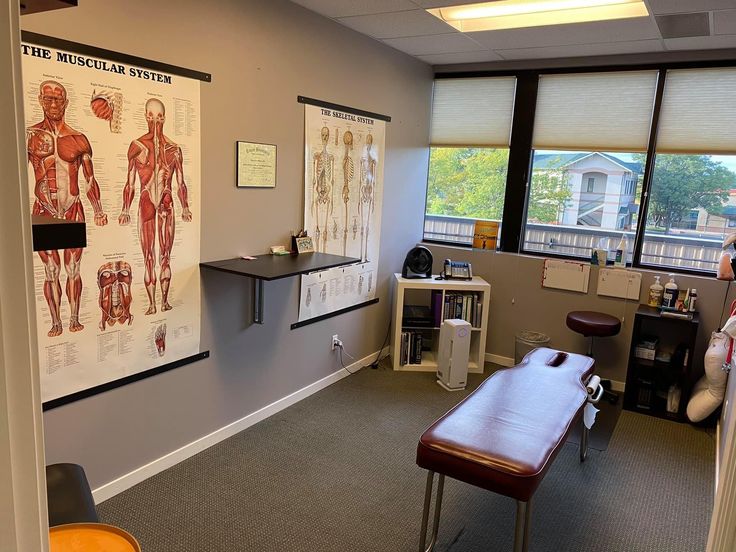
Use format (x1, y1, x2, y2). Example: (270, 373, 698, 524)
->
(290, 298, 380, 331)
(21, 31, 212, 82)
(297, 96, 391, 122)
(42, 351, 210, 411)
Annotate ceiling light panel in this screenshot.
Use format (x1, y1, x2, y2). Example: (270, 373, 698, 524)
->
(427, 0, 650, 32)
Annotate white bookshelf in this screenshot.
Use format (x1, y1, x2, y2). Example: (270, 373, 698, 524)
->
(391, 273, 490, 373)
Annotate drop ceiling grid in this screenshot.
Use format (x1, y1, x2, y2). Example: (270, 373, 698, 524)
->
(289, 0, 736, 63)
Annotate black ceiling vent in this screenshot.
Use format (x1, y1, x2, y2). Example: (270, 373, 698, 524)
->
(655, 12, 710, 39)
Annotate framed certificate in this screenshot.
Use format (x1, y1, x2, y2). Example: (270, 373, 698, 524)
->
(236, 141, 277, 188)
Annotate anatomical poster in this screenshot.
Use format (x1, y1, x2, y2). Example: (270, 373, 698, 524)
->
(299, 102, 386, 322)
(21, 39, 201, 403)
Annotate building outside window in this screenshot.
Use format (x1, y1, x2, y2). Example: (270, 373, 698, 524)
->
(523, 70, 657, 262)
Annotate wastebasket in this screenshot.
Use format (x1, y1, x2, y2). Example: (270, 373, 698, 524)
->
(515, 331, 550, 364)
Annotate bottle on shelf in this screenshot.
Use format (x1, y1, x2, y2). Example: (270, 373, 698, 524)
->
(648, 276, 663, 308)
(614, 234, 628, 267)
(688, 288, 698, 312)
(662, 274, 678, 309)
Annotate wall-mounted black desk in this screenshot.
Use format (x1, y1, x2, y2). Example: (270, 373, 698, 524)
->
(200, 253, 359, 324)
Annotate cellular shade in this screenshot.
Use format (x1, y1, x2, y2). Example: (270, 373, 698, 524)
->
(430, 77, 516, 147)
(656, 68, 736, 155)
(533, 70, 658, 152)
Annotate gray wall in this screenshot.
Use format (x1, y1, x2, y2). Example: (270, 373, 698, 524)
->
(23, 0, 432, 489)
(427, 245, 736, 384)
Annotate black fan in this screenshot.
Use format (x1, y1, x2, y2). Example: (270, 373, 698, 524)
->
(402, 246, 433, 279)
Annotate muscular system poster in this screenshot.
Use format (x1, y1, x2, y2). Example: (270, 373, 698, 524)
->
(21, 40, 201, 403)
(299, 103, 385, 322)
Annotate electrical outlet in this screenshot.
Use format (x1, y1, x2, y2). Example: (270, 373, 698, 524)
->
(331, 334, 340, 351)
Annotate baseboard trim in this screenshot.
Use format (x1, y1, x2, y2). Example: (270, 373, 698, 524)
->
(484, 353, 626, 391)
(92, 346, 389, 504)
(485, 353, 515, 367)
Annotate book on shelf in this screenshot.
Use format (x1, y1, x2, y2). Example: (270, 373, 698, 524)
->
(441, 292, 481, 327)
(431, 290, 443, 327)
(399, 331, 424, 366)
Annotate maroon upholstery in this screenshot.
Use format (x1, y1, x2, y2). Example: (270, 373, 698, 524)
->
(566, 311, 621, 338)
(416, 348, 594, 502)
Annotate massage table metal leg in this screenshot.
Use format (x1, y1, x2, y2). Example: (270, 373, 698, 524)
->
(580, 422, 589, 462)
(418, 471, 445, 552)
(514, 499, 531, 552)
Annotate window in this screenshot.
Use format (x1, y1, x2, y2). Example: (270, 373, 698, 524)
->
(641, 68, 736, 272)
(523, 71, 658, 262)
(422, 65, 736, 274)
(424, 77, 516, 245)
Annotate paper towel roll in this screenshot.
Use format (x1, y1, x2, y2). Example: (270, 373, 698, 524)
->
(586, 375, 601, 395)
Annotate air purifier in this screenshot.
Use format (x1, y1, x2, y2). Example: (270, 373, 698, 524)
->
(437, 319, 471, 391)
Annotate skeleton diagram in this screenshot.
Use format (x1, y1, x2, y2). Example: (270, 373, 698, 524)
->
(97, 261, 133, 331)
(119, 99, 192, 315)
(27, 80, 108, 337)
(341, 130, 354, 256)
(312, 126, 334, 253)
(359, 133, 377, 262)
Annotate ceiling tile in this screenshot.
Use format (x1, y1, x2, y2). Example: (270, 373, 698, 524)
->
(470, 17, 660, 49)
(417, 50, 505, 64)
(664, 34, 736, 49)
(337, 9, 454, 39)
(499, 39, 664, 60)
(646, 0, 736, 15)
(714, 9, 736, 35)
(290, 0, 418, 18)
(383, 33, 485, 55)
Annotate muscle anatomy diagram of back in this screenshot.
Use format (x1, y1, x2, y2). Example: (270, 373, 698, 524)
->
(119, 98, 192, 315)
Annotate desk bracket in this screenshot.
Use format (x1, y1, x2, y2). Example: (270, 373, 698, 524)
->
(254, 279, 264, 324)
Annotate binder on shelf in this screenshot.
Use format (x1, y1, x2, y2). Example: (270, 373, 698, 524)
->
(431, 290, 443, 327)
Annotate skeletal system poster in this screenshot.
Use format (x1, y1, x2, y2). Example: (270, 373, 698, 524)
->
(300, 103, 385, 322)
(21, 41, 201, 403)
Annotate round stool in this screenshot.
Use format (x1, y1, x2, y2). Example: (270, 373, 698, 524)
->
(566, 311, 621, 404)
(566, 311, 621, 351)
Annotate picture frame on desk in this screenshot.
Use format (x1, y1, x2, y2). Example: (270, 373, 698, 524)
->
(295, 236, 314, 254)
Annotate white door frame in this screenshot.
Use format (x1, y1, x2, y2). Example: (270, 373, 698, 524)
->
(0, 0, 49, 550)
(709, 395, 736, 550)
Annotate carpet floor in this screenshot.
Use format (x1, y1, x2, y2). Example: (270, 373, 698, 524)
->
(98, 364, 715, 551)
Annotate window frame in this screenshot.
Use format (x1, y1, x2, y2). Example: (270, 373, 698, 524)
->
(429, 59, 736, 276)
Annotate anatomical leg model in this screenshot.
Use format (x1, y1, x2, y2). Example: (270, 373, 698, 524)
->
(119, 98, 192, 315)
(97, 261, 133, 331)
(155, 323, 167, 357)
(687, 331, 729, 422)
(28, 80, 108, 336)
(311, 126, 334, 253)
(341, 131, 354, 256)
(359, 133, 377, 262)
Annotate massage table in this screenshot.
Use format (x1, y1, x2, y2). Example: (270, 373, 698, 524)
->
(416, 348, 602, 552)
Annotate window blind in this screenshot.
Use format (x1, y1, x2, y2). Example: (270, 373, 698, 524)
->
(533, 70, 658, 152)
(430, 77, 516, 147)
(656, 68, 736, 155)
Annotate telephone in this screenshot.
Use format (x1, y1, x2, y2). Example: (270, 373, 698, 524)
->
(442, 259, 472, 280)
